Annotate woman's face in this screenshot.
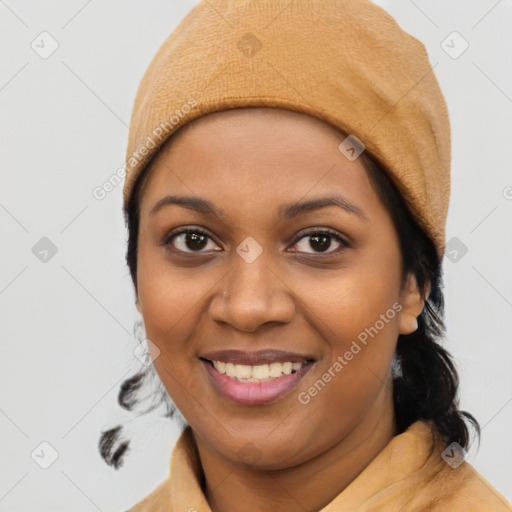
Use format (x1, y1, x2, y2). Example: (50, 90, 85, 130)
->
(136, 107, 425, 469)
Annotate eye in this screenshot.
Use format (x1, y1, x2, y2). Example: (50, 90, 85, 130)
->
(163, 226, 350, 256)
(291, 228, 350, 255)
(164, 227, 221, 254)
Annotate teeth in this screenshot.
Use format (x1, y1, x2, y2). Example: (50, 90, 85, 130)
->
(235, 364, 252, 379)
(212, 360, 307, 381)
(252, 364, 270, 379)
(225, 362, 236, 378)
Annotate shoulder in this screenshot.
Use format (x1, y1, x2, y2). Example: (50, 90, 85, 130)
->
(379, 421, 511, 511)
(124, 425, 200, 512)
(431, 461, 511, 511)
(125, 477, 172, 512)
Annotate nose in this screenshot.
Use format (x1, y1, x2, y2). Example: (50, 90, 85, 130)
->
(208, 253, 295, 332)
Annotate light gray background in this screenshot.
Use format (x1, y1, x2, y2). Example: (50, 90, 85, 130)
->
(1, 1, 511, 510)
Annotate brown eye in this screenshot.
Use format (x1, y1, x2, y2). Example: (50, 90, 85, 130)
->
(292, 229, 349, 255)
(165, 228, 219, 253)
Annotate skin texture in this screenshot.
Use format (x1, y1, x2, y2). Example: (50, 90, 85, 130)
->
(135, 107, 426, 512)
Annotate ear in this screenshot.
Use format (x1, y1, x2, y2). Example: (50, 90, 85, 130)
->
(398, 274, 427, 335)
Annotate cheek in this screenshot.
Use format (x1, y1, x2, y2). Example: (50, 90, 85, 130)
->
(136, 246, 205, 339)
(294, 253, 401, 405)
(136, 248, 219, 408)
(295, 291, 399, 441)
(300, 254, 402, 350)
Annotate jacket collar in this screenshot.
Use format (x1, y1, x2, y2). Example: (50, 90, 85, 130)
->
(167, 421, 440, 511)
(159, 420, 509, 511)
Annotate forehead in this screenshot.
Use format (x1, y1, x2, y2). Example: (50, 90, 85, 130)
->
(138, 108, 381, 221)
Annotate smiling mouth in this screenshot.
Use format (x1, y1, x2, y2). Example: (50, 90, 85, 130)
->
(200, 357, 315, 383)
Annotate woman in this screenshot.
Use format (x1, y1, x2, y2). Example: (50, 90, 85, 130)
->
(100, 1, 511, 510)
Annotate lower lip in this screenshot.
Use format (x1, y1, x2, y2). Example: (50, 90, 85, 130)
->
(201, 359, 314, 406)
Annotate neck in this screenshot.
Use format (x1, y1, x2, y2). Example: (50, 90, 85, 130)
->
(193, 385, 397, 512)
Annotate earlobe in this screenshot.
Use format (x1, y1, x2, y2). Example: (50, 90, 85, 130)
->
(398, 274, 426, 335)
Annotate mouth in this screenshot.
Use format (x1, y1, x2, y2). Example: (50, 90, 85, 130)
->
(199, 357, 316, 383)
(199, 356, 316, 406)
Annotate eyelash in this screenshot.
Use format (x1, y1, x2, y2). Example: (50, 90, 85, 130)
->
(163, 226, 350, 256)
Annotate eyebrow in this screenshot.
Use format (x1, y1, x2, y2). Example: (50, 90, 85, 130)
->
(149, 194, 368, 222)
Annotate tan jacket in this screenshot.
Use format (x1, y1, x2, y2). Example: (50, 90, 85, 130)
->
(127, 421, 511, 511)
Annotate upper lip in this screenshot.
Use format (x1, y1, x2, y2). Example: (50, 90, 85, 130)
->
(200, 349, 316, 366)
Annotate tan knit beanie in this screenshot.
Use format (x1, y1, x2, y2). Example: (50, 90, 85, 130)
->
(122, 0, 451, 259)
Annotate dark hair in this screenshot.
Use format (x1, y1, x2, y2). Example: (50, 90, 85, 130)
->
(99, 127, 480, 468)
(358, 151, 480, 447)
